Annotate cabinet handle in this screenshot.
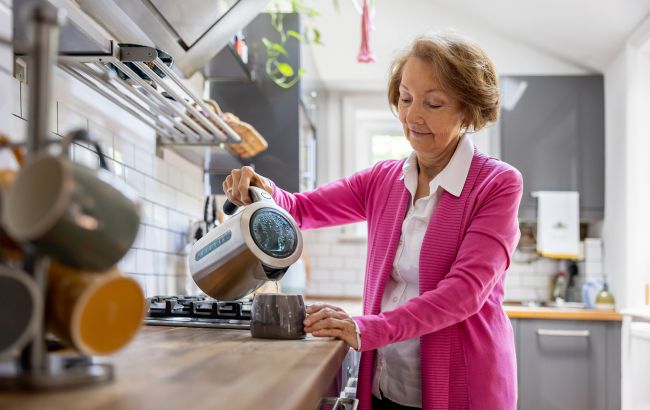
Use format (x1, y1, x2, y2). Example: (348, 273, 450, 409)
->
(536, 329, 590, 337)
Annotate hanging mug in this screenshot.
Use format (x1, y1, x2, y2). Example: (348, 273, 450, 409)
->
(2, 130, 141, 271)
(0, 265, 42, 360)
(46, 261, 145, 355)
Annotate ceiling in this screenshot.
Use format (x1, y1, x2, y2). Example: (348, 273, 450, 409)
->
(302, 0, 650, 91)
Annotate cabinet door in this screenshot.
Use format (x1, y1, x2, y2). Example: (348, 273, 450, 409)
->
(518, 320, 607, 410)
(500, 75, 604, 221)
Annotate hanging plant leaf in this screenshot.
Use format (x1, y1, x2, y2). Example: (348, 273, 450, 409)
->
(287, 30, 302, 42)
(277, 62, 295, 77)
(272, 43, 288, 56)
(262, 37, 274, 49)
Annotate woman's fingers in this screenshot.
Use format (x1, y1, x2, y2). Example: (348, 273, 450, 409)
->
(305, 303, 344, 314)
(223, 166, 270, 206)
(304, 307, 347, 327)
(304, 316, 348, 332)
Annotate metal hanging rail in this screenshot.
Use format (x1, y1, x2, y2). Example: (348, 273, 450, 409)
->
(58, 42, 242, 146)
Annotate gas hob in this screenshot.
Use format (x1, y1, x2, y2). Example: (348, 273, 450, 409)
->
(144, 295, 252, 329)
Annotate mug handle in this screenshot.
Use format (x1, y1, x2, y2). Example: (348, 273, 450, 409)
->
(60, 129, 110, 171)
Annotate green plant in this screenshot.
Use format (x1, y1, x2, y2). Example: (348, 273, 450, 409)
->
(262, 1, 324, 89)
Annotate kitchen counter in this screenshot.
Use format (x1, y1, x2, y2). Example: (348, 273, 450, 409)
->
(0, 326, 348, 410)
(504, 305, 622, 321)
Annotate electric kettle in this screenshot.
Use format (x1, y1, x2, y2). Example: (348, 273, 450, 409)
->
(188, 187, 303, 301)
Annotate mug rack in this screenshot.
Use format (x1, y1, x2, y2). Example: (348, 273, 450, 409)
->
(57, 42, 243, 147)
(0, 3, 112, 390)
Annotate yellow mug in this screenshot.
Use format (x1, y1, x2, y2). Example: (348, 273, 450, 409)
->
(47, 262, 145, 355)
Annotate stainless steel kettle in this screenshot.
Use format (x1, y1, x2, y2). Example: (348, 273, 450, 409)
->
(188, 187, 303, 301)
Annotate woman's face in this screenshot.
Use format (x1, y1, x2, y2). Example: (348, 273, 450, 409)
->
(398, 57, 466, 156)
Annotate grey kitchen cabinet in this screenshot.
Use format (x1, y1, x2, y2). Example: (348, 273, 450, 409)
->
(513, 319, 621, 410)
(499, 75, 605, 221)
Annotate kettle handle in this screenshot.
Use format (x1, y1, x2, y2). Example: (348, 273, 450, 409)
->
(223, 186, 274, 215)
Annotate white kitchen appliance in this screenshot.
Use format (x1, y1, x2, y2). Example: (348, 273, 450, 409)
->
(188, 187, 303, 301)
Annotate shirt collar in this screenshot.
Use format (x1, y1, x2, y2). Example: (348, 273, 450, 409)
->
(401, 134, 474, 198)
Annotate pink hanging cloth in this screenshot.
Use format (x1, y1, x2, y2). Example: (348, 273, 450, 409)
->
(357, 0, 375, 63)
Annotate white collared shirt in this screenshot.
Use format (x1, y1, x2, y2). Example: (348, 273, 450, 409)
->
(371, 135, 474, 407)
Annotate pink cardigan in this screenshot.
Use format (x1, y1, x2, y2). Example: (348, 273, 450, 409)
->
(271, 148, 523, 409)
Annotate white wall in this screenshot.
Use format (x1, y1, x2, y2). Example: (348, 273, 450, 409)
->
(603, 16, 650, 309)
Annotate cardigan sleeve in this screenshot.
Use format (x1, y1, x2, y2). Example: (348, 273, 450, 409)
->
(269, 166, 373, 230)
(353, 168, 523, 352)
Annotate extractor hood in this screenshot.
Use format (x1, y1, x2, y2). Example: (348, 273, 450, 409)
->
(76, 0, 268, 77)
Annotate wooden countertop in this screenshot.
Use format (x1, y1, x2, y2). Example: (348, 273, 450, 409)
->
(504, 306, 622, 321)
(0, 326, 349, 410)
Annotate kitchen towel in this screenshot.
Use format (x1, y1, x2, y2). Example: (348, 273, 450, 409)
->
(536, 191, 580, 259)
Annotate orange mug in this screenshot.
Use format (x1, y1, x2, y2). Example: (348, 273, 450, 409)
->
(47, 261, 145, 355)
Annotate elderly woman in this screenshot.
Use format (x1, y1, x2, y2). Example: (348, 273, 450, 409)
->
(224, 33, 522, 410)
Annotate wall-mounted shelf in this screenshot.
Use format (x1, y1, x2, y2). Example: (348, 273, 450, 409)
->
(203, 44, 255, 83)
(58, 42, 243, 146)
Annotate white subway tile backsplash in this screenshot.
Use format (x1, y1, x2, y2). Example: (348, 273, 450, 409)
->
(144, 275, 159, 296)
(0, 4, 11, 74)
(331, 244, 358, 257)
(127, 274, 147, 294)
(11, 77, 21, 118)
(153, 156, 169, 184)
(520, 274, 551, 288)
(342, 283, 363, 297)
(113, 134, 135, 167)
(73, 143, 100, 169)
(343, 256, 366, 271)
(152, 204, 168, 228)
(134, 147, 154, 175)
(305, 243, 330, 257)
(9, 114, 26, 143)
(133, 225, 146, 249)
(125, 167, 145, 193)
(107, 158, 125, 180)
(168, 165, 184, 190)
(88, 121, 114, 159)
(137, 249, 156, 274)
(330, 269, 359, 283)
(0, 73, 15, 137)
(57, 103, 88, 136)
(139, 201, 154, 226)
(144, 226, 162, 251)
(118, 249, 137, 274)
(316, 255, 345, 270)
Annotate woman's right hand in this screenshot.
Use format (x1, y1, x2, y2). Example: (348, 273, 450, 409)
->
(222, 166, 273, 207)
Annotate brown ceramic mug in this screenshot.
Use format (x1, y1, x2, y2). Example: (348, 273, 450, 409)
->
(46, 261, 145, 355)
(250, 293, 306, 340)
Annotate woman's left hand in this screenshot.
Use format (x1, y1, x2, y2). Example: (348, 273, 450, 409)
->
(304, 304, 359, 350)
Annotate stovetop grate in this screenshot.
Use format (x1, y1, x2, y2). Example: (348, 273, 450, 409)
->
(144, 296, 252, 329)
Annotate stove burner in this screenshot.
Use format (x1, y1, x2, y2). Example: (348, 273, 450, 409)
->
(144, 296, 252, 329)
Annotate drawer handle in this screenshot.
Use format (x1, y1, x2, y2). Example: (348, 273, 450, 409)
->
(536, 329, 590, 337)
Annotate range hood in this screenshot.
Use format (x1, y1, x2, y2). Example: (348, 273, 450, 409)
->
(76, 0, 268, 77)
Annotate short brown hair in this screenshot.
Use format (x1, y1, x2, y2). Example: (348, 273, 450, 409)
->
(388, 33, 500, 132)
